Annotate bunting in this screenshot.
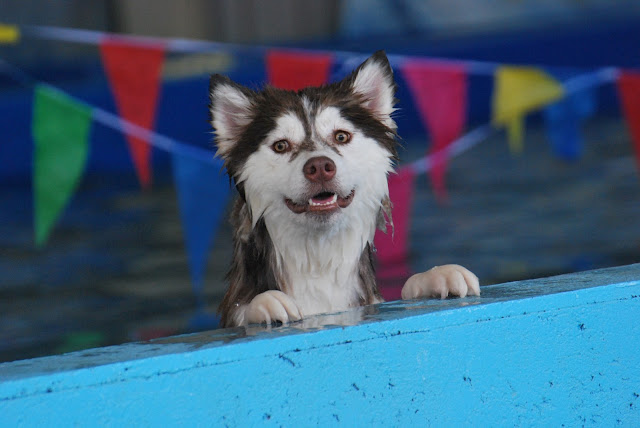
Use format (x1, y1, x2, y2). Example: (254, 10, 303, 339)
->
(616, 71, 640, 170)
(492, 67, 565, 154)
(544, 88, 596, 161)
(266, 50, 333, 91)
(173, 154, 231, 304)
(0, 24, 19, 44)
(32, 85, 92, 247)
(5, 24, 635, 308)
(375, 168, 416, 300)
(402, 60, 467, 201)
(99, 38, 166, 189)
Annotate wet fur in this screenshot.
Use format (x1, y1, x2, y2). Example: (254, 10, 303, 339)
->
(212, 51, 398, 327)
(218, 198, 381, 326)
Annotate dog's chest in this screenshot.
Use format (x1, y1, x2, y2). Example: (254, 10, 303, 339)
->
(287, 269, 360, 316)
(269, 224, 369, 317)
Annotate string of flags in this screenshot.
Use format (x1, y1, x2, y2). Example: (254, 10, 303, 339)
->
(3, 23, 640, 301)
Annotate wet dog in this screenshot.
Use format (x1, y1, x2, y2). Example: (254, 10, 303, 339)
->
(209, 51, 479, 327)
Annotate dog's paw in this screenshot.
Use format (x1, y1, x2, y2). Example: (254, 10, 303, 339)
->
(244, 290, 303, 325)
(401, 264, 480, 300)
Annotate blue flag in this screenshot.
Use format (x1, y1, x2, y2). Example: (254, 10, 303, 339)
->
(172, 153, 230, 306)
(544, 72, 597, 161)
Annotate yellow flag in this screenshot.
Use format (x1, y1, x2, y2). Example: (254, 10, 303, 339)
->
(0, 24, 19, 44)
(492, 66, 564, 154)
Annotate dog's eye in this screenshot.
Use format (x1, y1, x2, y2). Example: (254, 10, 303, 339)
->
(272, 140, 290, 153)
(334, 130, 351, 144)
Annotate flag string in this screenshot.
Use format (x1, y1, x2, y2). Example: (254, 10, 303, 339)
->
(403, 66, 614, 176)
(0, 53, 618, 179)
(4, 22, 638, 305)
(9, 23, 623, 176)
(20, 24, 513, 76)
(563, 67, 619, 93)
(0, 55, 500, 179)
(2, 53, 490, 178)
(406, 124, 495, 176)
(0, 58, 223, 169)
(22, 24, 635, 77)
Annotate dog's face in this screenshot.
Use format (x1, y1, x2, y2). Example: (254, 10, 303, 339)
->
(209, 52, 398, 233)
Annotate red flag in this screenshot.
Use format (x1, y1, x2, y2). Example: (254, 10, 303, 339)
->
(100, 38, 165, 189)
(375, 168, 416, 300)
(617, 71, 640, 171)
(266, 50, 333, 91)
(402, 60, 468, 202)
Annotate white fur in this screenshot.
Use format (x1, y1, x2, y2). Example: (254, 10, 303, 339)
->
(402, 265, 480, 299)
(270, 112, 307, 146)
(236, 105, 393, 317)
(209, 83, 253, 157)
(211, 53, 480, 327)
(351, 60, 397, 130)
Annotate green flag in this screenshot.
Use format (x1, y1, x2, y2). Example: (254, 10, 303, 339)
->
(32, 85, 92, 247)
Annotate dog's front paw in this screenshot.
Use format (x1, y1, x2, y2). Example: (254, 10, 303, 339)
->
(401, 264, 480, 300)
(244, 290, 303, 325)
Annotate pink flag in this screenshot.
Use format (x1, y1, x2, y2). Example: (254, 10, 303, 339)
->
(266, 50, 333, 91)
(402, 60, 468, 202)
(617, 71, 640, 171)
(375, 167, 416, 300)
(100, 38, 165, 189)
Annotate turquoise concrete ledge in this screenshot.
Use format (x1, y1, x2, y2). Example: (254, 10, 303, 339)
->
(1, 264, 639, 427)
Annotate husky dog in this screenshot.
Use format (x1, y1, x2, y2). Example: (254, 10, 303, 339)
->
(209, 51, 479, 328)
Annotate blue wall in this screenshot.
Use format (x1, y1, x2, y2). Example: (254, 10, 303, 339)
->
(1, 264, 639, 426)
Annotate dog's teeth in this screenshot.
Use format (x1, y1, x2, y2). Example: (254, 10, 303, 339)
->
(309, 193, 338, 206)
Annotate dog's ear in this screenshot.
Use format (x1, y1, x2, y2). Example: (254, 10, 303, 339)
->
(209, 75, 254, 158)
(348, 50, 397, 129)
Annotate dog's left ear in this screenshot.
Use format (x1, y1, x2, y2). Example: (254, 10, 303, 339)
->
(349, 50, 397, 130)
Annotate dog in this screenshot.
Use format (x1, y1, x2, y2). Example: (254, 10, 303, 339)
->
(209, 51, 480, 328)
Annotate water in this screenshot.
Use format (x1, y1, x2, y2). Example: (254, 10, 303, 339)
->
(1, 116, 639, 363)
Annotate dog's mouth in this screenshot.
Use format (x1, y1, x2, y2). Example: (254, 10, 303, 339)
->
(285, 189, 355, 214)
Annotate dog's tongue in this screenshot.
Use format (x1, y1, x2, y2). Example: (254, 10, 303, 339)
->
(311, 192, 334, 203)
(308, 192, 338, 211)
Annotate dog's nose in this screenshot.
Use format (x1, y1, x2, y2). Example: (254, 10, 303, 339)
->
(303, 156, 336, 183)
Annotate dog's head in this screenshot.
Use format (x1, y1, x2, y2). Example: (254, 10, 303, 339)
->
(209, 51, 398, 233)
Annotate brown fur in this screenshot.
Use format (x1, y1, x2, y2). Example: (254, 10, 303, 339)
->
(213, 51, 398, 327)
(218, 196, 384, 327)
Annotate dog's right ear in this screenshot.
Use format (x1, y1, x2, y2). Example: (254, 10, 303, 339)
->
(209, 75, 254, 159)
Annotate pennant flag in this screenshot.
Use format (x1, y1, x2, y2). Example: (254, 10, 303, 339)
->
(492, 66, 565, 154)
(402, 60, 467, 201)
(374, 168, 416, 300)
(544, 87, 596, 161)
(100, 38, 165, 189)
(616, 71, 640, 170)
(266, 50, 333, 91)
(173, 154, 231, 304)
(0, 24, 19, 44)
(32, 85, 92, 247)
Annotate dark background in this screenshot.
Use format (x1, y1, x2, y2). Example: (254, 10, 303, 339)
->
(1, 0, 639, 363)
